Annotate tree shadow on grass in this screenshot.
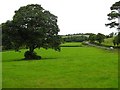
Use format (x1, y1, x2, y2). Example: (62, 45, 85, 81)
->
(2, 57, 57, 62)
(41, 57, 57, 60)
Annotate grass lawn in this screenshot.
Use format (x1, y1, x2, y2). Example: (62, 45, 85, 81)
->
(60, 42, 83, 47)
(2, 43, 118, 88)
(102, 37, 114, 46)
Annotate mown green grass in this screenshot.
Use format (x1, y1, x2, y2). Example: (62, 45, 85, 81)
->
(102, 37, 114, 46)
(60, 42, 83, 47)
(2, 44, 118, 88)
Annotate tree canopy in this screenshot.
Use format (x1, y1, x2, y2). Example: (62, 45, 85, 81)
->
(88, 33, 105, 44)
(2, 4, 61, 59)
(106, 1, 120, 46)
(89, 34, 96, 43)
(96, 33, 105, 44)
(106, 1, 120, 28)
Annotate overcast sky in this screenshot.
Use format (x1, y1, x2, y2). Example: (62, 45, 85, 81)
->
(0, 0, 119, 35)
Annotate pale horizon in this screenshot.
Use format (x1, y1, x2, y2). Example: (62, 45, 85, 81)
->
(0, 0, 119, 35)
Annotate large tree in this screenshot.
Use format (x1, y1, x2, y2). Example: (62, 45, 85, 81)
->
(96, 33, 105, 44)
(88, 34, 96, 43)
(2, 4, 61, 60)
(106, 1, 120, 44)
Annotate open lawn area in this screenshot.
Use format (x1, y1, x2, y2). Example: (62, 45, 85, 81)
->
(2, 43, 118, 88)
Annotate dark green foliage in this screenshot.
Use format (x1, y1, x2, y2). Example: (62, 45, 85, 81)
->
(106, 1, 120, 46)
(109, 32, 114, 38)
(105, 1, 120, 28)
(105, 21, 119, 28)
(88, 33, 106, 44)
(107, 11, 120, 20)
(2, 21, 15, 50)
(110, 1, 120, 10)
(2, 4, 61, 59)
(89, 34, 96, 43)
(96, 33, 105, 44)
(63, 35, 88, 42)
(113, 32, 120, 46)
(118, 32, 120, 43)
(106, 1, 119, 27)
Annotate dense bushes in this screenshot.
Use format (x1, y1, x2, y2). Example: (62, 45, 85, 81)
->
(63, 35, 88, 42)
(88, 33, 120, 48)
(89, 33, 105, 44)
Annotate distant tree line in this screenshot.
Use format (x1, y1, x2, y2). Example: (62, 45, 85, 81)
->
(62, 34, 89, 42)
(65, 33, 93, 36)
(62, 32, 120, 47)
(89, 32, 120, 47)
(89, 33, 105, 44)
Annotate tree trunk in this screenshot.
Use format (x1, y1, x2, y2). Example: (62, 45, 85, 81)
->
(29, 46, 34, 53)
(24, 45, 41, 60)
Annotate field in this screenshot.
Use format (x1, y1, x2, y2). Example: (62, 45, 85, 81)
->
(102, 37, 114, 46)
(2, 43, 118, 88)
(60, 42, 83, 47)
